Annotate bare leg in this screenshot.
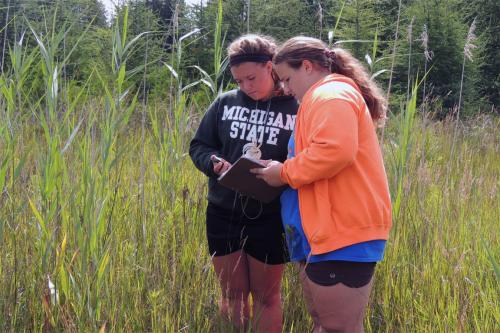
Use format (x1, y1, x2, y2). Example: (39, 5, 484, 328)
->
(212, 250, 250, 330)
(299, 264, 323, 333)
(301, 267, 374, 333)
(247, 255, 285, 333)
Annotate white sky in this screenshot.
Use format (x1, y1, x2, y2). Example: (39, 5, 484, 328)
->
(100, 0, 119, 17)
(100, 0, 203, 18)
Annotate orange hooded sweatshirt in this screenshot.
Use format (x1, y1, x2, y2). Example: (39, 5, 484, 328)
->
(280, 74, 392, 255)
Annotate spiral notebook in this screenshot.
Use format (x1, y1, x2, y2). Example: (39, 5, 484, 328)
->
(217, 156, 286, 203)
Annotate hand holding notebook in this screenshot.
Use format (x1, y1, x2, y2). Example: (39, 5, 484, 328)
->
(217, 156, 286, 203)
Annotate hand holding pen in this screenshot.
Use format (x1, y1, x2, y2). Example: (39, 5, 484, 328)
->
(210, 155, 231, 175)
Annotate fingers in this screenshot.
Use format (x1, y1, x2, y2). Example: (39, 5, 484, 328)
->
(211, 154, 230, 175)
(259, 159, 272, 167)
(252, 162, 285, 187)
(250, 167, 268, 182)
(250, 167, 263, 175)
(210, 154, 224, 164)
(214, 162, 223, 174)
(214, 161, 231, 175)
(220, 161, 231, 173)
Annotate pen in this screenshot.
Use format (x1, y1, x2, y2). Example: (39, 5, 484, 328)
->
(210, 155, 224, 164)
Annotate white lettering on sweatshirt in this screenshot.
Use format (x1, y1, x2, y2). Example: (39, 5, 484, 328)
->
(222, 104, 295, 146)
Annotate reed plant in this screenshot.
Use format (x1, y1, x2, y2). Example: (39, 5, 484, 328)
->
(0, 3, 498, 332)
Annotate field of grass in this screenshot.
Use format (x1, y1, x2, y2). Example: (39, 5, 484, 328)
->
(1, 95, 498, 331)
(1, 6, 499, 332)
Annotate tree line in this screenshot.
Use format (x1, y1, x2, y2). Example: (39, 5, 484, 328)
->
(0, 0, 498, 116)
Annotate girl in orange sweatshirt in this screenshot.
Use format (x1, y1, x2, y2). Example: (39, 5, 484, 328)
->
(253, 36, 392, 332)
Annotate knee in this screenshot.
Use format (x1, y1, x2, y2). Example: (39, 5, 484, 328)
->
(223, 288, 250, 316)
(319, 315, 364, 333)
(220, 291, 250, 328)
(252, 289, 281, 308)
(319, 322, 346, 333)
(225, 288, 249, 303)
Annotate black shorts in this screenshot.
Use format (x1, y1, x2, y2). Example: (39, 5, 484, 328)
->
(205, 203, 289, 265)
(305, 261, 376, 288)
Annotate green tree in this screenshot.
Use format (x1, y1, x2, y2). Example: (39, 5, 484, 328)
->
(465, 0, 499, 108)
(333, 0, 383, 59)
(250, 0, 317, 40)
(113, 1, 166, 97)
(385, 0, 478, 114)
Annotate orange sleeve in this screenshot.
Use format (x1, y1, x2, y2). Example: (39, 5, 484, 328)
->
(280, 99, 359, 189)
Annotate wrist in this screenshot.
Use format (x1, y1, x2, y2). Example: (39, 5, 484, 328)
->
(279, 162, 287, 185)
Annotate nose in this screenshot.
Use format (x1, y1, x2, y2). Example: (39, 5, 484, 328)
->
(282, 83, 292, 95)
(240, 80, 253, 93)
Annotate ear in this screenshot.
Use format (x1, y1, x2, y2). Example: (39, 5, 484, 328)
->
(302, 60, 314, 73)
(265, 60, 273, 73)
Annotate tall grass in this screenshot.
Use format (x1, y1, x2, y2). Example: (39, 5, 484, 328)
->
(371, 115, 499, 332)
(2, 93, 497, 332)
(0, 5, 499, 333)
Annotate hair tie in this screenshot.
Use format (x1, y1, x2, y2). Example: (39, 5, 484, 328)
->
(229, 54, 272, 67)
(324, 49, 336, 61)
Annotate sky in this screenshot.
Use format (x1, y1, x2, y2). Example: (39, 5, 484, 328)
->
(99, 0, 118, 18)
(100, 0, 203, 18)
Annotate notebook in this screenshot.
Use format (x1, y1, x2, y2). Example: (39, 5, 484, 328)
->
(217, 156, 286, 203)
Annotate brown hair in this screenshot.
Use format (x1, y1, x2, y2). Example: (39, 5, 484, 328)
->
(228, 34, 283, 94)
(228, 34, 277, 59)
(274, 36, 387, 123)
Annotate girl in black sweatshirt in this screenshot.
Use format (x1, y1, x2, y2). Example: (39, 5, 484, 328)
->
(189, 34, 298, 332)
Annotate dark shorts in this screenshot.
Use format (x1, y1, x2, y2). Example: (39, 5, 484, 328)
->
(305, 261, 376, 288)
(205, 203, 289, 265)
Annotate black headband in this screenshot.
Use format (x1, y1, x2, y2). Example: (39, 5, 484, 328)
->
(229, 54, 272, 67)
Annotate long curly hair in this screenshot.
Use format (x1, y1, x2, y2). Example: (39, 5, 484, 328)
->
(274, 36, 387, 124)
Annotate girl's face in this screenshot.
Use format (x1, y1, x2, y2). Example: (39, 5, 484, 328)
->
(230, 61, 274, 101)
(274, 62, 312, 102)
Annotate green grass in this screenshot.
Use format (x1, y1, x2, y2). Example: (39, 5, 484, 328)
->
(0, 98, 498, 331)
(1, 5, 499, 331)
(373, 115, 499, 332)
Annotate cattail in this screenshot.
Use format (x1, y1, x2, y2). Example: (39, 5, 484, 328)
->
(406, 16, 415, 102)
(419, 24, 433, 120)
(407, 17, 414, 43)
(1, 0, 12, 74)
(381, 0, 402, 149)
(464, 18, 477, 62)
(452, 17, 478, 173)
(246, 0, 251, 33)
(457, 18, 478, 121)
(328, 30, 334, 48)
(420, 24, 433, 62)
(317, 1, 323, 40)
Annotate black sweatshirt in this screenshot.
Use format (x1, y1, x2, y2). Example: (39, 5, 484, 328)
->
(189, 89, 299, 216)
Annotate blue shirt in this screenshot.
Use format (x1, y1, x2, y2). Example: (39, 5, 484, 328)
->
(280, 133, 386, 263)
